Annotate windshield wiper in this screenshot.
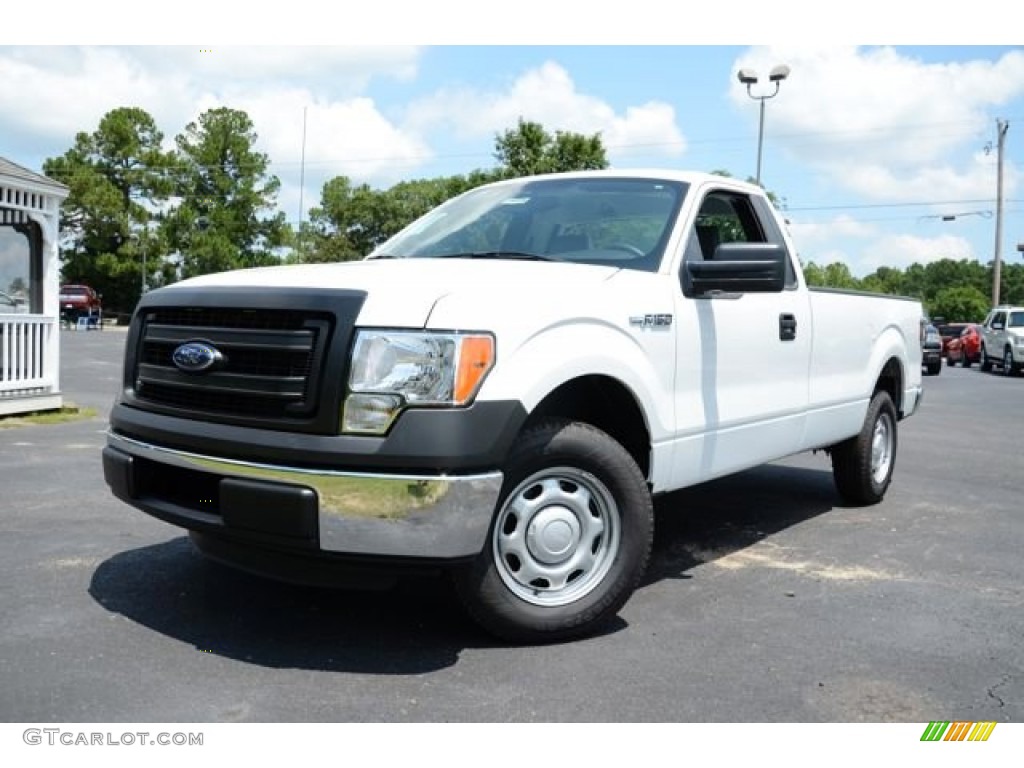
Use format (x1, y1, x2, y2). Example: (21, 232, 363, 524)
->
(437, 251, 558, 262)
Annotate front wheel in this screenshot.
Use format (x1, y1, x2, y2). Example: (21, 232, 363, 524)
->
(831, 391, 898, 506)
(1003, 347, 1019, 377)
(454, 421, 653, 643)
(980, 346, 993, 371)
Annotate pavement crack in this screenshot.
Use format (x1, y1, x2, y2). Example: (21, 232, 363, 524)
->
(986, 674, 1011, 708)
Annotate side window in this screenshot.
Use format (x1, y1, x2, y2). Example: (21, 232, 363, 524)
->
(690, 192, 765, 261)
(682, 189, 797, 289)
(992, 311, 1006, 329)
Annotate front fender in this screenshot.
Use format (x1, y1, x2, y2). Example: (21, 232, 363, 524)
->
(478, 318, 675, 445)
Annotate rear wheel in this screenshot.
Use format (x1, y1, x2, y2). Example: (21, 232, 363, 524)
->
(454, 420, 653, 643)
(980, 346, 993, 371)
(831, 391, 898, 506)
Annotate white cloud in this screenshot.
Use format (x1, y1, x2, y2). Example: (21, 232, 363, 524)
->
(0, 45, 422, 148)
(730, 47, 1024, 201)
(0, 45, 432, 209)
(219, 90, 434, 223)
(856, 233, 976, 274)
(129, 46, 419, 91)
(0, 47, 192, 143)
(788, 214, 877, 249)
(785, 214, 976, 276)
(405, 61, 686, 163)
(816, 233, 976, 277)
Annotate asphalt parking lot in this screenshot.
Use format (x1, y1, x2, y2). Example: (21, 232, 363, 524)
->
(1, 329, 1021, 722)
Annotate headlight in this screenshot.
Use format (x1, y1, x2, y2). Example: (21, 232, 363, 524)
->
(1015, 336, 1024, 347)
(342, 330, 495, 434)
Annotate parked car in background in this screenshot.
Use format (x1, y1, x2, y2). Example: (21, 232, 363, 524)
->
(946, 323, 982, 368)
(979, 306, 1024, 376)
(936, 322, 968, 359)
(0, 290, 29, 314)
(59, 284, 102, 327)
(922, 323, 942, 375)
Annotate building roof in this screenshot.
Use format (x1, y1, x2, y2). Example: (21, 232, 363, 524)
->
(0, 156, 69, 194)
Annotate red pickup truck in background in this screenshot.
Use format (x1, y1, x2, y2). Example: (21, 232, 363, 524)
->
(59, 284, 102, 327)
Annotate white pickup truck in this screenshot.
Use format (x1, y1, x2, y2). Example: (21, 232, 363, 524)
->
(103, 170, 924, 642)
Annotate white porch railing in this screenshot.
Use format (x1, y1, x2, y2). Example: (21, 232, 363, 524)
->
(1, 315, 56, 396)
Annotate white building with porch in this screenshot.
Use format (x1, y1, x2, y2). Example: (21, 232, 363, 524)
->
(0, 157, 69, 416)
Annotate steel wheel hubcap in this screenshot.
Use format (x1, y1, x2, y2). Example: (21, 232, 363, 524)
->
(493, 467, 620, 607)
(870, 415, 893, 485)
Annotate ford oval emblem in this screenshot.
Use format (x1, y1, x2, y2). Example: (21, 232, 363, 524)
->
(172, 341, 222, 373)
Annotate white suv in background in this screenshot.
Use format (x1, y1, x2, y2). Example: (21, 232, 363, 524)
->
(979, 306, 1024, 376)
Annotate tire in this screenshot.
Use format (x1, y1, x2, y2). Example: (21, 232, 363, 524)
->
(961, 353, 970, 368)
(831, 391, 898, 506)
(980, 346, 992, 371)
(1003, 347, 1020, 377)
(926, 361, 940, 376)
(454, 420, 653, 643)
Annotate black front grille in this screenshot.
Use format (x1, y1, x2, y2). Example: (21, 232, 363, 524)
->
(132, 306, 332, 426)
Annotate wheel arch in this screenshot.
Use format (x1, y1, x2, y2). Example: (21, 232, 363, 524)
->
(522, 374, 652, 481)
(874, 356, 904, 417)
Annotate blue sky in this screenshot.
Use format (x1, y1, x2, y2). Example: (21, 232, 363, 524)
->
(3, 14, 1022, 277)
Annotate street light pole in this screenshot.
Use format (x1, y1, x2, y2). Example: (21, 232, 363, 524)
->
(992, 119, 1008, 307)
(737, 65, 791, 186)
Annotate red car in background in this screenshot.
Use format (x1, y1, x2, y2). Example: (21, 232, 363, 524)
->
(946, 323, 982, 367)
(936, 322, 968, 359)
(59, 284, 102, 326)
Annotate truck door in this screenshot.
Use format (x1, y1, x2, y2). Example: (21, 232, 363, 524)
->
(669, 187, 812, 488)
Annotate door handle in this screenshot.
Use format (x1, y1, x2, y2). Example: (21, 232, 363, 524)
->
(779, 313, 797, 341)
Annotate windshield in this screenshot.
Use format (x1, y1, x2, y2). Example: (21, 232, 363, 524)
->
(370, 177, 688, 272)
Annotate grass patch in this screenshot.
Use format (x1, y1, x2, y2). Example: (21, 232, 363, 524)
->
(0, 404, 98, 428)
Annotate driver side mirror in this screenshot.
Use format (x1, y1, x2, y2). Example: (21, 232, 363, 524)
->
(683, 243, 787, 297)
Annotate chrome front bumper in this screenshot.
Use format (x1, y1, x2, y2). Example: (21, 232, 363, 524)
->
(104, 432, 504, 560)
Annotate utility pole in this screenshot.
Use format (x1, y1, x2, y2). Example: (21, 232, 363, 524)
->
(297, 106, 308, 261)
(992, 119, 1008, 306)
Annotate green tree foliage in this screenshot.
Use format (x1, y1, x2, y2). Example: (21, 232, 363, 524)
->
(164, 107, 288, 278)
(803, 256, 1024, 318)
(43, 107, 174, 313)
(801, 261, 859, 289)
(929, 285, 990, 322)
(298, 171, 502, 263)
(299, 121, 606, 263)
(493, 118, 607, 177)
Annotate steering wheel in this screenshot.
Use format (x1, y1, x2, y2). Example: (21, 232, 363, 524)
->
(606, 242, 646, 257)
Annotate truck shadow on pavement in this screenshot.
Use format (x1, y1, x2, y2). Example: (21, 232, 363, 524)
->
(88, 462, 840, 671)
(645, 462, 840, 585)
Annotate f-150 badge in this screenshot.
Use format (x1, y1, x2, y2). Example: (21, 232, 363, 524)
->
(629, 314, 673, 329)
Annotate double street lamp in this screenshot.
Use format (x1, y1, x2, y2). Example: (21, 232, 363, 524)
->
(737, 65, 791, 185)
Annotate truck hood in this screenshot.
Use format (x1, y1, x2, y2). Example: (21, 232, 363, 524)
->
(162, 258, 621, 327)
